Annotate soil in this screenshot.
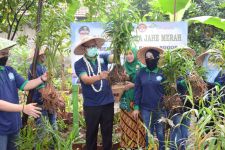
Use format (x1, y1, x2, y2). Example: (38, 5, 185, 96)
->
(39, 83, 65, 113)
(108, 64, 128, 85)
(188, 72, 207, 101)
(163, 93, 183, 111)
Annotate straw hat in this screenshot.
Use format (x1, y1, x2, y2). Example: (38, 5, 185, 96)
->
(173, 46, 196, 57)
(28, 46, 47, 60)
(196, 49, 221, 66)
(73, 35, 105, 55)
(0, 37, 16, 51)
(137, 46, 164, 65)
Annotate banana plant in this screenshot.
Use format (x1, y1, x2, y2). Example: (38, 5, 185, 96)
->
(188, 16, 225, 32)
(158, 0, 191, 21)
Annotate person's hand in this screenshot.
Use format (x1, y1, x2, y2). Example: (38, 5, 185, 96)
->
(40, 72, 48, 82)
(23, 103, 42, 118)
(132, 110, 139, 120)
(99, 71, 109, 80)
(124, 81, 134, 90)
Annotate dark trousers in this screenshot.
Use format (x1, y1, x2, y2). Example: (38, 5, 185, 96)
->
(84, 103, 114, 150)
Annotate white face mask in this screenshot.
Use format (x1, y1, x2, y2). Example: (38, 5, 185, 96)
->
(202, 54, 221, 83)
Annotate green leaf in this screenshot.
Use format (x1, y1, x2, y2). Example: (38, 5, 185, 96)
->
(66, 0, 80, 22)
(158, 0, 191, 14)
(187, 16, 225, 32)
(219, 2, 225, 8)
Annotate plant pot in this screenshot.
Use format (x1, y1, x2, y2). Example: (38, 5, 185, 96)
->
(111, 83, 125, 102)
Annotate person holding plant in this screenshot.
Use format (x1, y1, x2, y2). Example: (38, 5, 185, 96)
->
(196, 49, 225, 131)
(28, 46, 57, 131)
(119, 47, 145, 148)
(196, 49, 223, 91)
(0, 37, 47, 150)
(74, 35, 114, 150)
(132, 46, 166, 150)
(167, 47, 196, 150)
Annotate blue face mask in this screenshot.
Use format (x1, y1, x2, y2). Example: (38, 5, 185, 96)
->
(86, 47, 98, 57)
(203, 54, 221, 83)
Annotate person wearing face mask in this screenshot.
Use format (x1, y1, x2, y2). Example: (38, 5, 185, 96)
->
(119, 47, 145, 149)
(196, 49, 225, 132)
(0, 38, 47, 150)
(167, 47, 196, 150)
(196, 49, 224, 104)
(74, 36, 114, 150)
(132, 46, 166, 150)
(27, 46, 58, 147)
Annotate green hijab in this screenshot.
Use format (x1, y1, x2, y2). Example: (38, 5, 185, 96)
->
(124, 47, 143, 81)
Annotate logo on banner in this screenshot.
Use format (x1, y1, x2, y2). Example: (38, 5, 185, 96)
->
(137, 23, 147, 32)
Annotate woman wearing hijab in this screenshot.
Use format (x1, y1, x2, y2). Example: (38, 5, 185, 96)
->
(133, 46, 165, 150)
(119, 47, 145, 149)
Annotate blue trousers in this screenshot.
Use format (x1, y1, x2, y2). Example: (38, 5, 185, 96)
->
(141, 109, 165, 150)
(36, 109, 57, 130)
(169, 113, 190, 150)
(0, 132, 19, 150)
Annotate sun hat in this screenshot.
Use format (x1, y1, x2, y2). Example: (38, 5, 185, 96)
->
(172, 46, 196, 57)
(28, 45, 47, 60)
(196, 49, 221, 66)
(137, 46, 164, 65)
(0, 37, 16, 51)
(73, 35, 105, 55)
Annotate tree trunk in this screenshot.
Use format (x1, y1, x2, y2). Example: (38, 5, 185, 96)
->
(22, 0, 44, 127)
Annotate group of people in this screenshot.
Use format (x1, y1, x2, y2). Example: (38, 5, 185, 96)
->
(74, 35, 225, 150)
(0, 34, 224, 150)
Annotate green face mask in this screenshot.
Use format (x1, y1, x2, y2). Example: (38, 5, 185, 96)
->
(87, 47, 98, 57)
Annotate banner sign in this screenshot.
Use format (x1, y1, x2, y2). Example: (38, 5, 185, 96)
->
(70, 22, 188, 75)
